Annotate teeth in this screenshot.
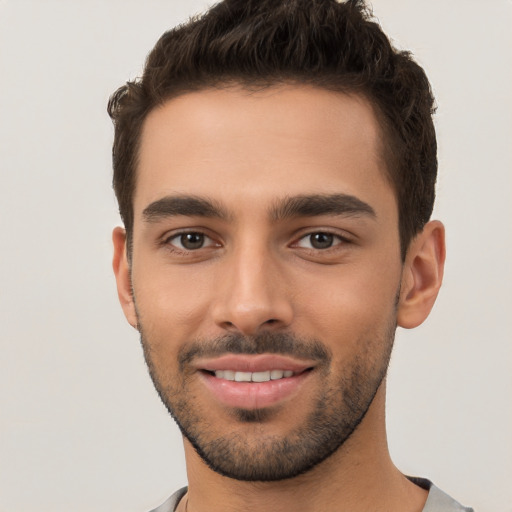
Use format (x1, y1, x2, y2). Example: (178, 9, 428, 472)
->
(213, 369, 295, 382)
(270, 369, 284, 380)
(234, 371, 252, 382)
(251, 371, 270, 382)
(223, 370, 235, 380)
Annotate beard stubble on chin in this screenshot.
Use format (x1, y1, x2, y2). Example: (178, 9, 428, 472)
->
(137, 321, 397, 482)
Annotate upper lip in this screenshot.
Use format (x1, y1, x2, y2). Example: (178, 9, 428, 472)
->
(193, 354, 317, 373)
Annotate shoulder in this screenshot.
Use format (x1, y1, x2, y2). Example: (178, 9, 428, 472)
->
(147, 482, 475, 512)
(409, 477, 475, 512)
(147, 487, 187, 512)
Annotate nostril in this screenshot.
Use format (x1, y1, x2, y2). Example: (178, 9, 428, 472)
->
(215, 300, 293, 334)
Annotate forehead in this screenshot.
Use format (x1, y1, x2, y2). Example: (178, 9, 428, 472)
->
(134, 85, 394, 220)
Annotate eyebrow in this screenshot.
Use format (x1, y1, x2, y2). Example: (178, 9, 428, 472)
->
(269, 194, 376, 221)
(142, 195, 229, 222)
(141, 193, 376, 224)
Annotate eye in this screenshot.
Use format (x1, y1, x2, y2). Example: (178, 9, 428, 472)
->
(166, 232, 216, 251)
(295, 232, 344, 250)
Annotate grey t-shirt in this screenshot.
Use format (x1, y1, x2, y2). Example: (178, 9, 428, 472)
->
(149, 478, 474, 512)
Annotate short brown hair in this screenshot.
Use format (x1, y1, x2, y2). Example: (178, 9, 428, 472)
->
(108, 0, 437, 259)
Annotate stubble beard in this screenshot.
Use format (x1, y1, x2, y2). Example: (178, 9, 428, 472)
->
(137, 321, 396, 482)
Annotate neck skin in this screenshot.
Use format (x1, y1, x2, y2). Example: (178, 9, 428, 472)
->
(178, 381, 427, 512)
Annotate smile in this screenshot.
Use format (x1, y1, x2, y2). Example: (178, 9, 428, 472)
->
(193, 354, 318, 409)
(212, 369, 295, 382)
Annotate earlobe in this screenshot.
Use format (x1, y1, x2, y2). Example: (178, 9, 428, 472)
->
(397, 220, 446, 329)
(112, 227, 138, 329)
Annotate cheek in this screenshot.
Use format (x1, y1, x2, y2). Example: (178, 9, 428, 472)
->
(132, 261, 217, 343)
(293, 261, 400, 352)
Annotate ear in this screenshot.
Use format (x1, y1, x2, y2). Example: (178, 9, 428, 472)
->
(112, 226, 138, 329)
(397, 220, 446, 329)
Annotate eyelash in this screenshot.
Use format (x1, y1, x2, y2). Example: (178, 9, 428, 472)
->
(161, 229, 352, 254)
(162, 231, 218, 252)
(292, 231, 351, 251)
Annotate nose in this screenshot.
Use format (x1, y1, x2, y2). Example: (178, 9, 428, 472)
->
(211, 244, 294, 336)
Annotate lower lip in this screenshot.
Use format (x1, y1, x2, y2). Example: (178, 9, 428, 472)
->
(200, 371, 312, 409)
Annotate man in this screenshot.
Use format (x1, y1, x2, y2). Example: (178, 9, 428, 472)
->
(108, 0, 473, 511)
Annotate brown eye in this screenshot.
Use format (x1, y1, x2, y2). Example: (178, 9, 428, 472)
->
(294, 231, 351, 251)
(179, 233, 205, 250)
(295, 232, 337, 250)
(309, 233, 334, 249)
(166, 232, 215, 251)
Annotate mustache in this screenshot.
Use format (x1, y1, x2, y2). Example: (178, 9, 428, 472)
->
(178, 332, 331, 370)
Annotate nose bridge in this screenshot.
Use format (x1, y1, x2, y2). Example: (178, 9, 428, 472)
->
(213, 236, 293, 334)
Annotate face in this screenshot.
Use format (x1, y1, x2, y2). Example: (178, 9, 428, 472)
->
(117, 85, 406, 480)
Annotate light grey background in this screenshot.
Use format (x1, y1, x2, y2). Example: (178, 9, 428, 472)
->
(0, 1, 510, 511)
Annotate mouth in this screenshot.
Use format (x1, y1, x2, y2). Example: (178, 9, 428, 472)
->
(206, 369, 297, 382)
(195, 354, 316, 410)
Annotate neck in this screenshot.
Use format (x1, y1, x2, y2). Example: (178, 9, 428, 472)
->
(180, 382, 427, 512)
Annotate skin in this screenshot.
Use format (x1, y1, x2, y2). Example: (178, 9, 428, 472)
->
(113, 85, 445, 512)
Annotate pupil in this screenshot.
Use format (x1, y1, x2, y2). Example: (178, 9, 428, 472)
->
(181, 233, 204, 250)
(311, 233, 333, 249)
